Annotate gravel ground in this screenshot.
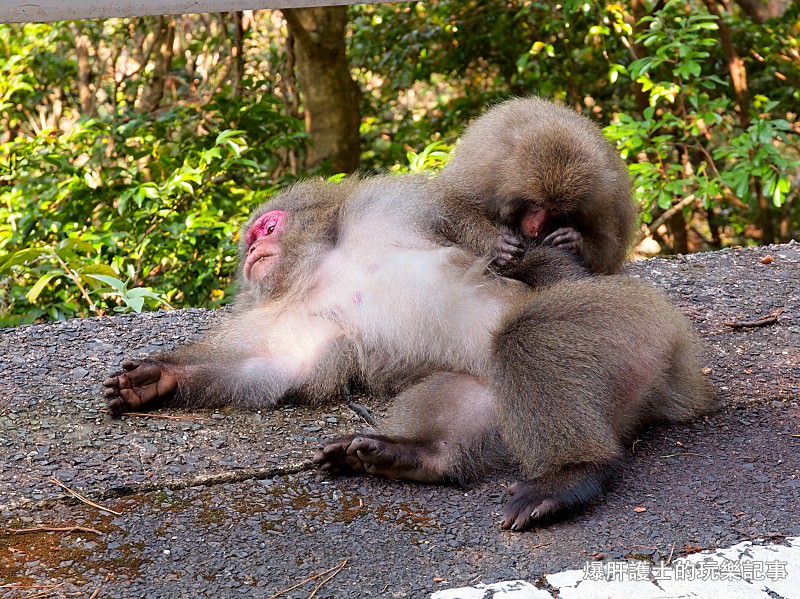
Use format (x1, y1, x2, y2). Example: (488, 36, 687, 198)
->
(1, 242, 799, 598)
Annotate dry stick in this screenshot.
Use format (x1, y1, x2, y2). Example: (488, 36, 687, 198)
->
(28, 587, 64, 599)
(99, 408, 210, 422)
(308, 558, 348, 599)
(268, 559, 349, 599)
(5, 525, 104, 536)
(88, 586, 102, 599)
(724, 309, 784, 328)
(659, 451, 708, 459)
(49, 477, 122, 516)
(0, 584, 64, 590)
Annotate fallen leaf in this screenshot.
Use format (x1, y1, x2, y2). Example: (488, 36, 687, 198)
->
(634, 506, 647, 513)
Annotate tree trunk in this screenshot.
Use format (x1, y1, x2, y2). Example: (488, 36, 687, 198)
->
(232, 11, 245, 99)
(282, 6, 361, 174)
(75, 33, 94, 115)
(669, 209, 689, 254)
(703, 0, 750, 128)
(140, 16, 176, 113)
(755, 179, 775, 244)
(732, 0, 790, 22)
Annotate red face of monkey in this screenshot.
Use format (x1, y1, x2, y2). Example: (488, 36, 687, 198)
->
(243, 210, 286, 282)
(519, 204, 550, 239)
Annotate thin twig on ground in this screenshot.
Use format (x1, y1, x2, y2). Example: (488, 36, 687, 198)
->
(98, 408, 210, 422)
(724, 309, 784, 328)
(268, 559, 349, 599)
(4, 525, 104, 536)
(49, 477, 122, 516)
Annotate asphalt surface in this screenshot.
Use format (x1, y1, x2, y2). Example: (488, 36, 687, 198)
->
(1, 242, 799, 598)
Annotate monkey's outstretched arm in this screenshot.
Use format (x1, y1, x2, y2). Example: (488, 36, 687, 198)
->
(102, 353, 298, 415)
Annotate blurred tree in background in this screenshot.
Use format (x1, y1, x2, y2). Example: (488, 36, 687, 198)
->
(1, 0, 798, 326)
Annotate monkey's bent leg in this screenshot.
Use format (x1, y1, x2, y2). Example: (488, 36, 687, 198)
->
(316, 372, 502, 484)
(103, 359, 177, 416)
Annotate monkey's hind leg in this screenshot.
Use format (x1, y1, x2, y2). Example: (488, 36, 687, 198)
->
(315, 372, 501, 485)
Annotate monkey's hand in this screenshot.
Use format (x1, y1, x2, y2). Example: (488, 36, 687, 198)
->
(102, 359, 178, 417)
(493, 232, 524, 266)
(542, 227, 583, 257)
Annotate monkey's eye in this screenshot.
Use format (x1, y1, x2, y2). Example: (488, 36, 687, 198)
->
(267, 225, 276, 235)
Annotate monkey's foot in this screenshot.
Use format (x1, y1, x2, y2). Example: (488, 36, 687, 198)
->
(315, 435, 437, 482)
(102, 359, 178, 416)
(313, 435, 366, 474)
(543, 227, 583, 257)
(501, 480, 565, 532)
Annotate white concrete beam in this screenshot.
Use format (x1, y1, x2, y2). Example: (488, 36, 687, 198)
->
(0, 0, 398, 24)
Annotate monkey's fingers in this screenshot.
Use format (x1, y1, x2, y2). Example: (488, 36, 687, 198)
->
(543, 227, 583, 255)
(494, 233, 524, 262)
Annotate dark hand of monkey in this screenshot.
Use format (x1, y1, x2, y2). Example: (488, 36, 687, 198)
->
(493, 232, 525, 266)
(542, 226, 583, 257)
(102, 359, 178, 416)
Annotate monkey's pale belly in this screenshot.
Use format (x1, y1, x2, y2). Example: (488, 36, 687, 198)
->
(301, 242, 505, 375)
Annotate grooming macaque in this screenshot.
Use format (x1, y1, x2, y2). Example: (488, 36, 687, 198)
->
(104, 171, 714, 530)
(435, 96, 635, 274)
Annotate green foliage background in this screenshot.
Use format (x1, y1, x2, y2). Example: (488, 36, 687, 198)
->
(1, 0, 798, 326)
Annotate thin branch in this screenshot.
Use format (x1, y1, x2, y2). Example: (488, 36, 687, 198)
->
(268, 559, 349, 599)
(49, 477, 123, 516)
(308, 558, 348, 598)
(52, 251, 99, 313)
(724, 309, 784, 328)
(4, 525, 104, 536)
(99, 408, 210, 422)
(0, 584, 65, 590)
(636, 194, 699, 245)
